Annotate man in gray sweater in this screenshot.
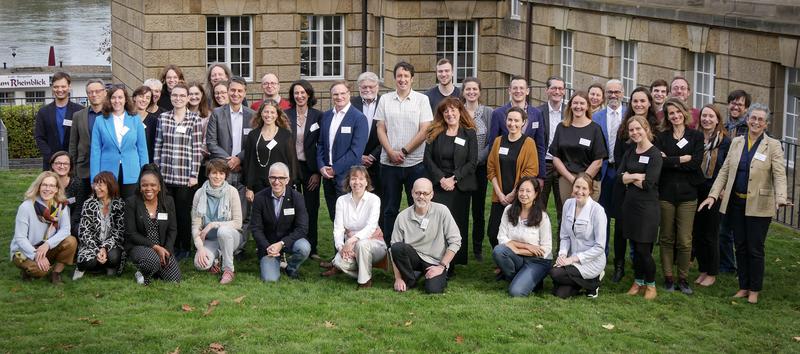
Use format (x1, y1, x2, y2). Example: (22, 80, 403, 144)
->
(390, 178, 461, 294)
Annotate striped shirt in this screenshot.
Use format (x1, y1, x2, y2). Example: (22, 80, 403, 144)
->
(373, 90, 433, 167)
(154, 110, 204, 186)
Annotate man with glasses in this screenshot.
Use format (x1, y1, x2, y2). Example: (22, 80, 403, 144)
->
(251, 73, 291, 111)
(69, 79, 107, 199)
(350, 72, 383, 200)
(390, 178, 461, 294)
(669, 76, 699, 129)
(250, 162, 311, 281)
(537, 76, 566, 219)
(34, 72, 85, 170)
(724, 90, 751, 138)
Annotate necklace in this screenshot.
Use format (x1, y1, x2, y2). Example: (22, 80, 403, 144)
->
(256, 133, 275, 168)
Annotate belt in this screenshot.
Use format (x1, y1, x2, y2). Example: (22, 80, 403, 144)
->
(734, 192, 747, 199)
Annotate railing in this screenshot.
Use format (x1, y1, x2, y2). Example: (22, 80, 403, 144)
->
(776, 139, 799, 229)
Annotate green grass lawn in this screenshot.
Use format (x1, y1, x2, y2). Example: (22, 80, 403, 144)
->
(1, 169, 799, 353)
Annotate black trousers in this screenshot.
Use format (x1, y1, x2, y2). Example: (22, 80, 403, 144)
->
(390, 242, 447, 294)
(632, 240, 656, 283)
(728, 198, 771, 291)
(487, 202, 506, 248)
(166, 184, 194, 253)
(693, 186, 721, 275)
(550, 265, 599, 299)
(468, 164, 488, 256)
(433, 186, 469, 265)
(117, 165, 137, 200)
(77, 248, 122, 272)
(539, 160, 562, 224)
(322, 176, 344, 221)
(296, 162, 321, 255)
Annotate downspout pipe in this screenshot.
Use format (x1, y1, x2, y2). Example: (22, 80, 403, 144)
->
(361, 0, 368, 73)
(524, 1, 533, 85)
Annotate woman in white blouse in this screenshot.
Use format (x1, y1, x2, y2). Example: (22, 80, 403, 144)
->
(491, 176, 552, 297)
(551, 173, 607, 299)
(321, 166, 385, 289)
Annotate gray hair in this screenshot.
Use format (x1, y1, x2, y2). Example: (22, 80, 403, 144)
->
(745, 103, 771, 123)
(268, 162, 290, 177)
(85, 79, 106, 90)
(143, 78, 161, 88)
(605, 79, 623, 89)
(356, 72, 379, 86)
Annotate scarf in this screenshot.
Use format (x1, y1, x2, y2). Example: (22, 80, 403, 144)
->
(34, 197, 64, 241)
(701, 131, 723, 179)
(192, 180, 232, 222)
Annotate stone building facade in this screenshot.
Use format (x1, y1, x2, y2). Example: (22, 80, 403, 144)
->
(111, 0, 800, 140)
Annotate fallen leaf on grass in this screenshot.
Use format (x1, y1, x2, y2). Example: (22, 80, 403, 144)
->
(233, 295, 246, 304)
(77, 317, 102, 326)
(181, 304, 193, 312)
(535, 324, 544, 329)
(602, 323, 615, 330)
(455, 335, 464, 344)
(793, 336, 800, 342)
(168, 346, 180, 354)
(94, 293, 103, 298)
(208, 342, 226, 353)
(10, 286, 20, 293)
(775, 258, 781, 262)
(404, 320, 413, 327)
(59, 344, 75, 350)
(203, 300, 220, 317)
(731, 301, 739, 305)
(324, 321, 337, 329)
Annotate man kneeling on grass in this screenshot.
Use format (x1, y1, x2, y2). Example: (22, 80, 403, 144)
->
(390, 178, 461, 294)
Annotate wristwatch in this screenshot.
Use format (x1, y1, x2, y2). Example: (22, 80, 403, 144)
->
(401, 147, 409, 155)
(439, 262, 449, 271)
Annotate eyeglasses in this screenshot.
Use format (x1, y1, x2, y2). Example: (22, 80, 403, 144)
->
(52, 162, 70, 167)
(87, 89, 106, 95)
(171, 94, 188, 98)
(605, 90, 623, 95)
(268, 176, 289, 182)
(41, 183, 58, 189)
(262, 82, 278, 87)
(413, 191, 432, 197)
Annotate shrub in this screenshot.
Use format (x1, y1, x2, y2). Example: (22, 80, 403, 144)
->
(1, 104, 42, 159)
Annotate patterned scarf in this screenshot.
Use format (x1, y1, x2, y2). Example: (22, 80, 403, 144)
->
(192, 180, 232, 222)
(701, 131, 723, 179)
(34, 198, 64, 241)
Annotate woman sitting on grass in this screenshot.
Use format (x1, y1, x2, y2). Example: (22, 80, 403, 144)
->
(73, 171, 126, 280)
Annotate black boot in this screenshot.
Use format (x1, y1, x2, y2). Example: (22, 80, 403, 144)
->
(611, 260, 625, 283)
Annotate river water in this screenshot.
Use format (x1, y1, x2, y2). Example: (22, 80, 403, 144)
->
(0, 0, 110, 67)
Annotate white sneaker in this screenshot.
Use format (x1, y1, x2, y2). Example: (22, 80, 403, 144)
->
(599, 270, 606, 281)
(72, 269, 85, 281)
(134, 271, 145, 284)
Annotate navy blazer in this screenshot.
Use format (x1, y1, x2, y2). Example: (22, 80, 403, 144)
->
(249, 188, 308, 259)
(90, 112, 149, 184)
(34, 101, 85, 169)
(286, 107, 323, 172)
(316, 106, 369, 188)
(350, 94, 382, 160)
(592, 107, 627, 179)
(487, 102, 546, 178)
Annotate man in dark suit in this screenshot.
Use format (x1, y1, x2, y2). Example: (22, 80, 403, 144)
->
(69, 79, 107, 199)
(349, 71, 382, 200)
(206, 76, 256, 225)
(317, 80, 369, 221)
(536, 75, 566, 219)
(34, 72, 85, 170)
(250, 162, 310, 281)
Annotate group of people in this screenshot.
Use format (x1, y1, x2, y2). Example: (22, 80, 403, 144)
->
(15, 60, 788, 303)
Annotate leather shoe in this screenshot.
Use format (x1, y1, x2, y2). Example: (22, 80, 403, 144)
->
(50, 271, 63, 285)
(644, 285, 657, 300)
(319, 261, 334, 269)
(626, 282, 641, 296)
(611, 266, 624, 283)
(20, 270, 32, 282)
(320, 267, 340, 277)
(357, 279, 372, 289)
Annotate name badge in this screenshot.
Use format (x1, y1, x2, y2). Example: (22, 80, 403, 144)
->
(157, 212, 168, 221)
(119, 126, 130, 136)
(143, 124, 147, 129)
(676, 138, 688, 148)
(341, 126, 352, 134)
(420, 218, 429, 230)
(754, 152, 767, 162)
(67, 197, 76, 204)
(266, 139, 278, 150)
(579, 138, 591, 147)
(284, 208, 295, 216)
(498, 147, 509, 156)
(243, 128, 252, 135)
(63, 119, 73, 127)
(454, 137, 466, 146)
(531, 121, 540, 129)
(175, 126, 188, 134)
(638, 156, 650, 164)
(310, 122, 320, 132)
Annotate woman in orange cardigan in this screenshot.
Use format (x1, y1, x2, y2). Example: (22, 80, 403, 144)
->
(487, 106, 539, 249)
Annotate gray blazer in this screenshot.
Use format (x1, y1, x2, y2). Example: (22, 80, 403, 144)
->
(68, 108, 92, 179)
(205, 104, 256, 161)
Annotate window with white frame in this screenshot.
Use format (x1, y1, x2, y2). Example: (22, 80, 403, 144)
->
(437, 20, 478, 84)
(206, 16, 253, 80)
(785, 67, 799, 143)
(559, 30, 574, 90)
(510, 0, 521, 19)
(378, 17, 385, 81)
(693, 52, 715, 107)
(25, 91, 45, 104)
(300, 15, 344, 79)
(619, 40, 637, 98)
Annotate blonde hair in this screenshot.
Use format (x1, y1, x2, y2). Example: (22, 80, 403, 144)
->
(25, 171, 66, 203)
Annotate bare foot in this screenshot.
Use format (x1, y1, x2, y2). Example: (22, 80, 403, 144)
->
(694, 273, 707, 284)
(733, 289, 749, 298)
(699, 276, 716, 287)
(747, 291, 759, 304)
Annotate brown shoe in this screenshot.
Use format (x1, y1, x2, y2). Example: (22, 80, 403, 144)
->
(320, 267, 340, 277)
(319, 261, 334, 269)
(20, 270, 32, 282)
(644, 285, 657, 300)
(626, 282, 641, 296)
(357, 279, 373, 289)
(50, 271, 63, 285)
(219, 270, 235, 285)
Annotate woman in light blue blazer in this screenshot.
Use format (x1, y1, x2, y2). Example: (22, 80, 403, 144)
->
(90, 84, 149, 199)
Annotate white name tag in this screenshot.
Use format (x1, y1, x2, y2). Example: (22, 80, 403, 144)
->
(531, 121, 539, 129)
(63, 119, 73, 127)
(243, 128, 252, 135)
(498, 147, 509, 156)
(341, 126, 351, 134)
(67, 197, 76, 204)
(284, 208, 295, 216)
(175, 126, 188, 134)
(754, 152, 767, 162)
(638, 156, 650, 164)
(157, 212, 168, 221)
(310, 122, 320, 132)
(676, 138, 688, 148)
(579, 138, 591, 147)
(119, 126, 129, 136)
(143, 124, 147, 129)
(420, 218, 429, 230)
(266, 139, 278, 150)
(454, 137, 466, 146)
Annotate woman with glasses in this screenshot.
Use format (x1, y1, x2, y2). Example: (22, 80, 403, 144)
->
(73, 171, 126, 280)
(49, 151, 82, 238)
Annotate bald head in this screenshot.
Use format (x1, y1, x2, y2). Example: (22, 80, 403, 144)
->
(413, 178, 433, 192)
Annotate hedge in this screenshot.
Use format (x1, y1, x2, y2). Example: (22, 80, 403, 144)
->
(1, 104, 43, 159)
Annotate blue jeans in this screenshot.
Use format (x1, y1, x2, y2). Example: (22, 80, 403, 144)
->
(259, 238, 311, 282)
(380, 163, 426, 243)
(492, 244, 553, 297)
(718, 213, 737, 273)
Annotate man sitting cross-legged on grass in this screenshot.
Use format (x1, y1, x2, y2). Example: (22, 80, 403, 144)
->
(390, 178, 461, 294)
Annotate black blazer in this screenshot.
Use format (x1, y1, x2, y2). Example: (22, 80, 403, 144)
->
(34, 101, 85, 170)
(241, 127, 298, 191)
(424, 127, 479, 192)
(124, 195, 177, 254)
(350, 95, 382, 159)
(250, 188, 308, 259)
(285, 107, 323, 172)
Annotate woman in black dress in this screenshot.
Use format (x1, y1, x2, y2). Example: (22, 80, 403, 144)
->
(132, 85, 159, 163)
(424, 97, 478, 269)
(242, 100, 297, 203)
(618, 116, 662, 300)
